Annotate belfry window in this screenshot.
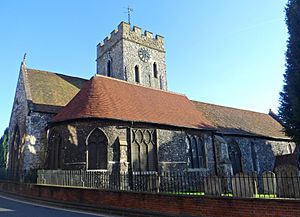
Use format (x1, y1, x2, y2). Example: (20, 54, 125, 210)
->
(107, 60, 112, 77)
(186, 135, 206, 169)
(153, 62, 158, 78)
(87, 128, 108, 170)
(135, 65, 140, 83)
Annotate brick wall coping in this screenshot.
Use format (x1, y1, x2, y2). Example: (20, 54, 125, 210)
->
(0, 181, 300, 217)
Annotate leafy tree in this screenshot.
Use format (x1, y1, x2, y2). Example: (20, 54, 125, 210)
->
(279, 0, 300, 145)
(0, 128, 8, 168)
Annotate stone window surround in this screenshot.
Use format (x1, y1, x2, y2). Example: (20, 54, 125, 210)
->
(106, 60, 112, 77)
(227, 140, 243, 174)
(153, 62, 158, 78)
(186, 135, 207, 170)
(86, 128, 109, 170)
(134, 65, 140, 83)
(131, 128, 158, 172)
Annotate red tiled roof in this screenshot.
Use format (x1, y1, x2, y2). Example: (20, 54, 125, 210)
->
(52, 75, 213, 129)
(192, 100, 289, 139)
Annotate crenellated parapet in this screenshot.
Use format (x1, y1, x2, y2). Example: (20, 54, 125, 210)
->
(97, 21, 165, 58)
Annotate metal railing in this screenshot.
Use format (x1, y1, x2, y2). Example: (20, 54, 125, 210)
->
(0, 168, 38, 183)
(35, 170, 300, 199)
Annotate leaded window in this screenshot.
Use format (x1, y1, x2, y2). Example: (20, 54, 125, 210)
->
(251, 142, 257, 172)
(228, 141, 242, 174)
(87, 128, 108, 170)
(131, 129, 157, 172)
(187, 135, 206, 169)
(48, 130, 63, 169)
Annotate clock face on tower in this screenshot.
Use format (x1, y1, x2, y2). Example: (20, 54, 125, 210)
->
(138, 47, 151, 62)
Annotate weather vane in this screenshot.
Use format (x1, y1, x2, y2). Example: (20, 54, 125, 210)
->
(126, 6, 133, 25)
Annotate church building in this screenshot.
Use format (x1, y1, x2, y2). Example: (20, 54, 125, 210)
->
(7, 22, 298, 179)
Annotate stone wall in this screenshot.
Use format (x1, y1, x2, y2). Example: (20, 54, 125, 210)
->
(47, 120, 127, 171)
(7, 65, 56, 171)
(222, 135, 295, 174)
(7, 67, 29, 172)
(96, 21, 167, 90)
(23, 111, 54, 170)
(157, 129, 215, 173)
(47, 120, 215, 174)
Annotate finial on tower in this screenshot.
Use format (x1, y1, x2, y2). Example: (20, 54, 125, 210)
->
(127, 6, 133, 25)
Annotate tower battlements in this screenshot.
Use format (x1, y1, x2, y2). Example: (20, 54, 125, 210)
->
(97, 21, 165, 58)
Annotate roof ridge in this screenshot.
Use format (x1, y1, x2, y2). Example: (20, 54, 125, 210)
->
(94, 74, 186, 97)
(21, 62, 33, 102)
(191, 99, 270, 116)
(27, 68, 88, 81)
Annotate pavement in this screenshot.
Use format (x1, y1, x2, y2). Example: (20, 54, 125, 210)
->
(0, 194, 122, 217)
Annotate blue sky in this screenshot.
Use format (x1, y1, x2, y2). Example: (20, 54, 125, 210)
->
(0, 0, 288, 135)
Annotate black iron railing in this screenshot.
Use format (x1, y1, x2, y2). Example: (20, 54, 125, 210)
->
(32, 170, 300, 199)
(0, 168, 38, 183)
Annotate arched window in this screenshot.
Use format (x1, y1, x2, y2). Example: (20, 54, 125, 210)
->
(153, 62, 158, 78)
(187, 135, 206, 169)
(228, 141, 242, 174)
(47, 130, 63, 169)
(10, 126, 20, 176)
(131, 129, 157, 172)
(107, 60, 112, 77)
(87, 128, 108, 170)
(288, 143, 293, 153)
(134, 65, 140, 83)
(251, 143, 257, 172)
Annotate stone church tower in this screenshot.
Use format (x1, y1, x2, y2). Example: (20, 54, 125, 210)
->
(96, 21, 167, 90)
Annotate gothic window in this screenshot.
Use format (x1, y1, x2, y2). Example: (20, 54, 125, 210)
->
(153, 62, 158, 78)
(48, 130, 63, 169)
(10, 126, 20, 175)
(159, 75, 163, 89)
(251, 142, 258, 172)
(288, 143, 293, 153)
(187, 135, 206, 169)
(131, 129, 157, 172)
(87, 128, 108, 170)
(228, 141, 242, 174)
(134, 65, 140, 83)
(107, 60, 112, 77)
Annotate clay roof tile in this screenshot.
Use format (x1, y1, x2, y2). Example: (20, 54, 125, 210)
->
(52, 75, 213, 129)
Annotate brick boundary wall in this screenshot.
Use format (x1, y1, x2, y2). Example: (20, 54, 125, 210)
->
(0, 181, 300, 217)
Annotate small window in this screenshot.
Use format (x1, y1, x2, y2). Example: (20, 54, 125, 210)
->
(288, 143, 293, 153)
(107, 60, 111, 77)
(153, 62, 158, 78)
(135, 65, 140, 83)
